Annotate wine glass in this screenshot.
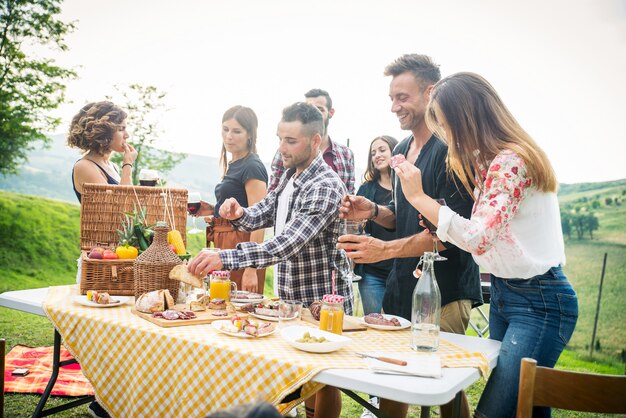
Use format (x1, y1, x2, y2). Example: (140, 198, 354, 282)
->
(340, 219, 368, 282)
(187, 192, 202, 234)
(421, 198, 447, 261)
(139, 169, 159, 187)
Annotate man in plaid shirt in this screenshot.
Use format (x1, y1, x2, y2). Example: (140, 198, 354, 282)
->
(268, 89, 355, 194)
(189, 102, 353, 315)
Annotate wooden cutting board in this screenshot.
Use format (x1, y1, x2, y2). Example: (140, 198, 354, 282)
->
(131, 306, 246, 328)
(300, 308, 367, 332)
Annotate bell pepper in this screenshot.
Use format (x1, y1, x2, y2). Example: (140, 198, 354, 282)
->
(115, 242, 139, 259)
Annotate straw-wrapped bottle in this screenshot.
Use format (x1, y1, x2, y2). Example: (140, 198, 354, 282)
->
(133, 222, 182, 300)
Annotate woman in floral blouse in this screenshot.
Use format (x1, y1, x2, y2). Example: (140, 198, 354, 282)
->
(395, 72, 578, 418)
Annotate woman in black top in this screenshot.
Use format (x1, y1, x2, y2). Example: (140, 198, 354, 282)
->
(355, 135, 398, 314)
(200, 106, 268, 293)
(67, 101, 137, 203)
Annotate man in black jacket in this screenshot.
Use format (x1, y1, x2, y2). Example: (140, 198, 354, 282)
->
(338, 54, 482, 418)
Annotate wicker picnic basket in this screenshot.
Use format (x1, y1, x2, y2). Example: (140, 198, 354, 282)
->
(79, 183, 188, 296)
(133, 223, 182, 300)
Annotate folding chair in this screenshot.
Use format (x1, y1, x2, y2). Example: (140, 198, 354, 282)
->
(516, 357, 626, 417)
(469, 273, 491, 338)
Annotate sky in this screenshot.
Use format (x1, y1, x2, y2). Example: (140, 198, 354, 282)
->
(43, 0, 626, 184)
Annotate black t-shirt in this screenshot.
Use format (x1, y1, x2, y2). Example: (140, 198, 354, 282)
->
(214, 153, 268, 217)
(382, 135, 482, 320)
(356, 180, 394, 279)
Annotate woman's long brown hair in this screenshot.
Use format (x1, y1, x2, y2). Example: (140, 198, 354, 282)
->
(425, 72, 557, 198)
(219, 105, 258, 177)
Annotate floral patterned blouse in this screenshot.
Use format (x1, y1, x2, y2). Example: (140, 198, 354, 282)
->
(437, 151, 565, 279)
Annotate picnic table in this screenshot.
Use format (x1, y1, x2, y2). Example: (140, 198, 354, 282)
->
(0, 286, 501, 418)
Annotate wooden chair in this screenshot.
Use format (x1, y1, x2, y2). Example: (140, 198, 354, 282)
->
(517, 357, 626, 417)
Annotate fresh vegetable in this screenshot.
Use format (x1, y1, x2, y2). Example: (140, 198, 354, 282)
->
(134, 225, 150, 251)
(169, 244, 176, 253)
(115, 242, 139, 259)
(117, 206, 153, 250)
(88, 247, 105, 259)
(102, 249, 119, 260)
(167, 230, 186, 255)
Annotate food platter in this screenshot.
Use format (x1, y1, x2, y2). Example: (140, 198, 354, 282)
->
(73, 295, 129, 308)
(211, 320, 276, 338)
(359, 314, 411, 331)
(230, 291, 265, 304)
(281, 326, 351, 353)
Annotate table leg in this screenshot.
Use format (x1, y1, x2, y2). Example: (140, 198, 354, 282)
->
(339, 389, 391, 418)
(31, 329, 94, 417)
(420, 406, 430, 418)
(451, 391, 462, 417)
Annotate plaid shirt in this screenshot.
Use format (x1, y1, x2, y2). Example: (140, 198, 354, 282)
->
(268, 137, 355, 194)
(219, 154, 354, 314)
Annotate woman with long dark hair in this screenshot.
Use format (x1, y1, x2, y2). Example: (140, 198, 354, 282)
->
(199, 105, 268, 293)
(355, 135, 398, 315)
(395, 72, 578, 417)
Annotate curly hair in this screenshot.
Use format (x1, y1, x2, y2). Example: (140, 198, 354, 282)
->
(67, 101, 127, 155)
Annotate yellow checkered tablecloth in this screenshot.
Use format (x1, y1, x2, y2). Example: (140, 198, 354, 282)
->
(43, 285, 489, 417)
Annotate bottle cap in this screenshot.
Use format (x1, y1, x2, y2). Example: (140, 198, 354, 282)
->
(323, 294, 345, 304)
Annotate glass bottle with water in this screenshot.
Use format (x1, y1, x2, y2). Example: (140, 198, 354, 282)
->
(411, 252, 441, 352)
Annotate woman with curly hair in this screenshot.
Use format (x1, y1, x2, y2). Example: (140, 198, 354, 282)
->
(67, 101, 137, 202)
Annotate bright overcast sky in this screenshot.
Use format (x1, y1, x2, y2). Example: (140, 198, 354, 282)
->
(46, 0, 626, 184)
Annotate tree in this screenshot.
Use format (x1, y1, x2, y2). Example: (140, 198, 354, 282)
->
(0, 0, 76, 175)
(108, 84, 186, 184)
(560, 210, 572, 240)
(585, 213, 599, 239)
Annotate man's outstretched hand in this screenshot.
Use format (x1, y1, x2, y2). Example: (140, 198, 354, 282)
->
(219, 198, 244, 220)
(338, 195, 374, 220)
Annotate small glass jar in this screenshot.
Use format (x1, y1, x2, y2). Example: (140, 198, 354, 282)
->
(319, 294, 345, 335)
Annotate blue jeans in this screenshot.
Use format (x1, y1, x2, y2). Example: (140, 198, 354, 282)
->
(476, 266, 578, 418)
(358, 271, 387, 315)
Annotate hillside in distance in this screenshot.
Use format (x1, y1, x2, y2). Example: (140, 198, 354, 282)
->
(0, 135, 227, 203)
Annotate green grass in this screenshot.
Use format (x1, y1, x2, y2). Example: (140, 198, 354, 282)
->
(1, 187, 626, 417)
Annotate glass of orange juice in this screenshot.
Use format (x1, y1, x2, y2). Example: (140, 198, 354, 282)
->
(209, 271, 236, 301)
(319, 294, 345, 335)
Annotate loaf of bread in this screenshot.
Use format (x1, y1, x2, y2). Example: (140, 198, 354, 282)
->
(169, 265, 203, 288)
(135, 289, 175, 313)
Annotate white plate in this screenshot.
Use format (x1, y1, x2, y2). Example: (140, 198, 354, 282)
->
(249, 312, 279, 322)
(281, 326, 351, 353)
(359, 314, 411, 330)
(230, 292, 265, 303)
(73, 295, 129, 308)
(211, 320, 276, 338)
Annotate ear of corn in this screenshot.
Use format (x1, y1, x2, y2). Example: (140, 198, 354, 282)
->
(168, 230, 186, 255)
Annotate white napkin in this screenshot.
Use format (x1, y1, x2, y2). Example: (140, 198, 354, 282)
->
(362, 352, 442, 379)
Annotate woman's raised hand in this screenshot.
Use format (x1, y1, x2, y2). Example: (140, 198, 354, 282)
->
(394, 161, 425, 201)
(123, 143, 138, 165)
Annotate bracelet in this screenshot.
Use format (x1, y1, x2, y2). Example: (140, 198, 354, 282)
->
(122, 163, 133, 169)
(370, 203, 379, 220)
